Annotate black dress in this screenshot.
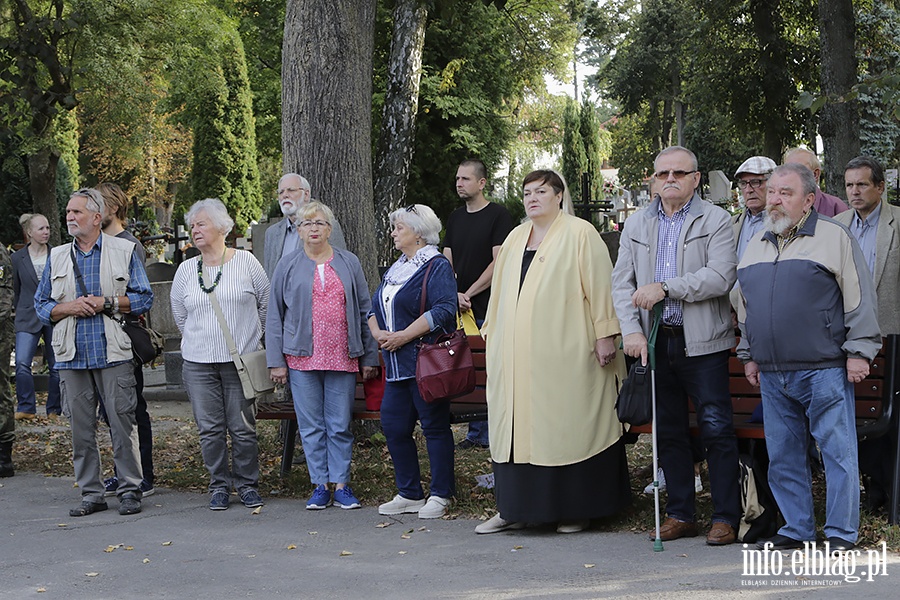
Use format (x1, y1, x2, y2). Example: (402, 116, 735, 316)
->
(492, 249, 632, 523)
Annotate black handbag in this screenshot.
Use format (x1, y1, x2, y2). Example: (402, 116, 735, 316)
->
(120, 313, 164, 365)
(616, 361, 652, 426)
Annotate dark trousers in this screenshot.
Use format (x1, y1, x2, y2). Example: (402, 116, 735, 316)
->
(380, 379, 455, 499)
(654, 331, 740, 526)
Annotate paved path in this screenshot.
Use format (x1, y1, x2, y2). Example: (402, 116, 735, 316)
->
(2, 472, 898, 599)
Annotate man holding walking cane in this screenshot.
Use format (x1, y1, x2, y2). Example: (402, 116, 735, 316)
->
(612, 146, 741, 545)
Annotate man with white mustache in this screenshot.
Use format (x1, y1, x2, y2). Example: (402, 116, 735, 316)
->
(263, 173, 347, 276)
(736, 163, 881, 553)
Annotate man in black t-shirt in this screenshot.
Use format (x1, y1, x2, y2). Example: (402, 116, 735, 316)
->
(442, 159, 513, 449)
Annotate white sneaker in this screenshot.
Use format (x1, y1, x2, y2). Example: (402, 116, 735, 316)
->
(418, 496, 450, 519)
(378, 494, 426, 515)
(694, 474, 703, 493)
(556, 520, 589, 534)
(643, 467, 666, 494)
(475, 513, 525, 534)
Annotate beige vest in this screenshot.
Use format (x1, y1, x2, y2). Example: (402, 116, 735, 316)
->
(48, 233, 136, 363)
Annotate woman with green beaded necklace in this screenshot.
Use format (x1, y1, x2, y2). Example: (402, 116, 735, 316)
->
(170, 198, 270, 511)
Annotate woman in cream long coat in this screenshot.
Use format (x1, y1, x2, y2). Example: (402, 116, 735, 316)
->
(476, 170, 631, 535)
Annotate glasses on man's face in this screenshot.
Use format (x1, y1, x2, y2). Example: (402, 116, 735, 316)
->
(738, 178, 767, 190)
(653, 169, 697, 181)
(278, 187, 307, 196)
(300, 220, 330, 229)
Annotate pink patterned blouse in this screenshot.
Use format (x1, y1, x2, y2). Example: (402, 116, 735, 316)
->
(286, 259, 359, 373)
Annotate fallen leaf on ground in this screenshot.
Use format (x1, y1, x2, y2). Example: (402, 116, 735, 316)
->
(400, 534, 410, 539)
(287, 544, 297, 550)
(417, 526, 427, 531)
(339, 550, 352, 556)
(251, 506, 262, 515)
(125, 546, 134, 551)
(104, 545, 122, 553)
(398, 551, 407, 555)
(57, 524, 67, 528)
(162, 541, 172, 546)
(85, 573, 99, 577)
(405, 528, 414, 534)
(376, 522, 391, 528)
(308, 531, 317, 535)
(37, 588, 46, 593)
(513, 545, 523, 550)
(584, 564, 595, 568)
(142, 558, 150, 564)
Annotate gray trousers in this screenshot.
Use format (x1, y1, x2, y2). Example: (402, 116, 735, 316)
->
(182, 361, 259, 493)
(60, 363, 142, 502)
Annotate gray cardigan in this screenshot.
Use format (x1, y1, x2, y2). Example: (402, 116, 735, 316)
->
(265, 246, 378, 369)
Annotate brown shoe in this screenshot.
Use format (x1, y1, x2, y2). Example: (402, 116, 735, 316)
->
(14, 412, 35, 421)
(706, 522, 736, 546)
(650, 517, 698, 541)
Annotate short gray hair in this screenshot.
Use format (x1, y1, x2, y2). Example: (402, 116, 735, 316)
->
(771, 163, 817, 197)
(655, 146, 699, 171)
(279, 173, 311, 193)
(389, 204, 442, 245)
(184, 198, 235, 235)
(72, 188, 106, 218)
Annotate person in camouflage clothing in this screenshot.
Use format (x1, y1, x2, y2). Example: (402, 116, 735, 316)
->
(0, 241, 15, 477)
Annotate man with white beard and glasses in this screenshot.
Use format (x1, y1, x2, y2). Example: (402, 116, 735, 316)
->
(736, 163, 881, 552)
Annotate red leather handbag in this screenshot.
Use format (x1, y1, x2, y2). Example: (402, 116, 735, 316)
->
(414, 259, 476, 403)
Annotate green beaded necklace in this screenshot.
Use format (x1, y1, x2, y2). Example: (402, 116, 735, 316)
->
(197, 248, 227, 294)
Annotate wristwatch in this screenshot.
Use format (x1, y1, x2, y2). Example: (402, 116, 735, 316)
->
(660, 281, 669, 297)
(103, 296, 113, 313)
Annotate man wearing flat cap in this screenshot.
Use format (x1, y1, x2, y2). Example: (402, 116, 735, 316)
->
(733, 156, 777, 261)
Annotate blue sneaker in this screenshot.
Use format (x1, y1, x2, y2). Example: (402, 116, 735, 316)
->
(306, 485, 333, 510)
(103, 476, 119, 497)
(240, 488, 264, 508)
(140, 480, 155, 497)
(209, 489, 230, 511)
(333, 486, 361, 510)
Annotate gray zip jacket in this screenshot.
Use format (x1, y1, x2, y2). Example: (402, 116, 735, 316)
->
(612, 194, 737, 357)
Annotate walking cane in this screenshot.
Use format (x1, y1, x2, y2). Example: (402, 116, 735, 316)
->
(647, 302, 664, 552)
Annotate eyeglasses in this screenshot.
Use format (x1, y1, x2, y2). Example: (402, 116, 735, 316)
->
(653, 170, 697, 180)
(277, 187, 308, 195)
(300, 220, 330, 229)
(737, 178, 767, 190)
(405, 205, 418, 214)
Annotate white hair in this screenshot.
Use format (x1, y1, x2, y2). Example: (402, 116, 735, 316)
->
(185, 198, 235, 235)
(389, 204, 442, 245)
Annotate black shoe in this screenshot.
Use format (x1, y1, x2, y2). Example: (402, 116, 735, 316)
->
(118, 493, 142, 515)
(756, 534, 805, 550)
(69, 500, 109, 517)
(457, 439, 489, 450)
(827, 537, 856, 552)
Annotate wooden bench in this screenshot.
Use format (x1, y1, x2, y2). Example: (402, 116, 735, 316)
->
(628, 335, 900, 524)
(256, 335, 488, 476)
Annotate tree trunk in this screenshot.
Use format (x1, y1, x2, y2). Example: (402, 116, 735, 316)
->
(373, 0, 428, 267)
(818, 0, 858, 200)
(751, 0, 793, 160)
(28, 147, 62, 247)
(282, 0, 379, 287)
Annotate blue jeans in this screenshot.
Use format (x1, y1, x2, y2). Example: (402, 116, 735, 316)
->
(380, 378, 455, 499)
(760, 367, 859, 542)
(288, 369, 357, 485)
(15, 327, 61, 415)
(464, 420, 489, 445)
(654, 335, 740, 526)
(182, 361, 259, 494)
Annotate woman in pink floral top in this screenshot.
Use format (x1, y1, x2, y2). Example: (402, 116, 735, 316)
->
(266, 202, 379, 510)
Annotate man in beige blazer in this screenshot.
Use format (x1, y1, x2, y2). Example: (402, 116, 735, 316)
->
(836, 155, 900, 514)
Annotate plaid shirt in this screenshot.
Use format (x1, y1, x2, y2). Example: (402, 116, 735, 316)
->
(35, 236, 153, 370)
(655, 198, 693, 326)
